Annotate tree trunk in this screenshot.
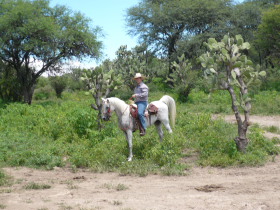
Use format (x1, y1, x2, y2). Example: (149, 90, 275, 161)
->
(16, 66, 37, 105)
(228, 85, 249, 152)
(97, 105, 103, 131)
(23, 85, 34, 105)
(90, 98, 103, 131)
(234, 123, 249, 153)
(94, 91, 104, 131)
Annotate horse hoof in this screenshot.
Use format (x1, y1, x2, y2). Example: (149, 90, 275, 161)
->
(127, 157, 132, 162)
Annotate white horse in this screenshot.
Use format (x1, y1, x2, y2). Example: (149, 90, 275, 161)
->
(101, 95, 176, 161)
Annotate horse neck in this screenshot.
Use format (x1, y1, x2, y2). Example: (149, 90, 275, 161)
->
(110, 98, 129, 117)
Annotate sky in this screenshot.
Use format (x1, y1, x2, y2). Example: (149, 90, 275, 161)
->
(50, 0, 140, 68)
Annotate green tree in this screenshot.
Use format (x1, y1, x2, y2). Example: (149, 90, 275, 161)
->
(230, 2, 262, 42)
(49, 75, 68, 98)
(245, 0, 280, 8)
(0, 61, 21, 101)
(126, 0, 231, 80)
(64, 67, 88, 91)
(176, 1, 263, 63)
(256, 5, 280, 67)
(199, 34, 266, 152)
(0, 0, 102, 104)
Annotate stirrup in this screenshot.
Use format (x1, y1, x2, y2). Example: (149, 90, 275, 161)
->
(140, 130, 146, 136)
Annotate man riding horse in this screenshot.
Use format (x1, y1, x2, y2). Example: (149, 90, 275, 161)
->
(131, 73, 149, 136)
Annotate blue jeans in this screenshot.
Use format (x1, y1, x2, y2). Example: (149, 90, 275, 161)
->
(136, 101, 148, 130)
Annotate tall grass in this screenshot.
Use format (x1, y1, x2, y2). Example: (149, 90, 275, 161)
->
(0, 90, 279, 176)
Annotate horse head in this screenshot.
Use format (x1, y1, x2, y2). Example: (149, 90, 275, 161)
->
(101, 98, 114, 121)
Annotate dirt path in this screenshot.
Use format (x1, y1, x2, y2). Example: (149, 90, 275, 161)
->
(1, 159, 280, 210)
(213, 114, 280, 139)
(1, 115, 280, 210)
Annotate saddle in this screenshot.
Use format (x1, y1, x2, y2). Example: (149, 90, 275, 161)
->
(129, 103, 159, 133)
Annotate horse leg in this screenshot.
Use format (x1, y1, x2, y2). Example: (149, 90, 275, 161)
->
(162, 120, 173, 134)
(124, 130, 133, 161)
(155, 121, 164, 142)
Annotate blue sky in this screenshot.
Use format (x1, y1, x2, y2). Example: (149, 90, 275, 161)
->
(50, 0, 140, 67)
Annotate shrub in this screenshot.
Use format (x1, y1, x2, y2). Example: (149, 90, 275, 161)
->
(49, 76, 68, 98)
(34, 85, 55, 100)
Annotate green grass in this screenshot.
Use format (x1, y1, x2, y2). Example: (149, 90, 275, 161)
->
(252, 124, 280, 135)
(24, 182, 51, 190)
(0, 90, 279, 175)
(0, 169, 10, 186)
(0, 204, 6, 209)
(100, 183, 129, 191)
(251, 91, 280, 115)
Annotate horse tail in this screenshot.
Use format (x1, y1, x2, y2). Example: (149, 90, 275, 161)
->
(160, 95, 176, 127)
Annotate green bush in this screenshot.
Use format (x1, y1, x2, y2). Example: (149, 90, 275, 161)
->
(34, 85, 55, 100)
(149, 77, 169, 92)
(260, 68, 280, 91)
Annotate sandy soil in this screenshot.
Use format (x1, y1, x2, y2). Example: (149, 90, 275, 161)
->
(1, 115, 280, 210)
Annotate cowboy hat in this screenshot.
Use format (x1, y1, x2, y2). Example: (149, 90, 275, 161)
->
(133, 73, 145, 80)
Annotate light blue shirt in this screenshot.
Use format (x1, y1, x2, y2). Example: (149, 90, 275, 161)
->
(134, 82, 149, 102)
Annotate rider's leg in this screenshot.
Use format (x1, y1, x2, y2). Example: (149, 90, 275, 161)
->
(136, 101, 147, 135)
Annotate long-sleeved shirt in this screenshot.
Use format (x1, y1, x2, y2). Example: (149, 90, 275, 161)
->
(134, 82, 149, 102)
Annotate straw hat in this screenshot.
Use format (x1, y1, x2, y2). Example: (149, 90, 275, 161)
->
(133, 73, 145, 80)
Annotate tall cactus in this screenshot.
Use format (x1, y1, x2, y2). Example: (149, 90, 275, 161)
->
(169, 54, 198, 102)
(114, 45, 146, 90)
(199, 34, 266, 152)
(82, 65, 122, 130)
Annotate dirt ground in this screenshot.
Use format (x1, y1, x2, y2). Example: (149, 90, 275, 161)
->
(1, 115, 280, 210)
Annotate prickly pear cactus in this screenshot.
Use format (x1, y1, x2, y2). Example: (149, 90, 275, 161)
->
(168, 54, 197, 102)
(199, 34, 266, 152)
(81, 66, 122, 129)
(114, 45, 146, 90)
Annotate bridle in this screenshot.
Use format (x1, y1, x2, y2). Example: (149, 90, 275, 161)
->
(103, 101, 112, 120)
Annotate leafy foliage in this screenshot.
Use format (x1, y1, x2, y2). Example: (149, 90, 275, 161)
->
(0, 62, 22, 102)
(256, 5, 280, 67)
(126, 0, 230, 58)
(49, 75, 68, 98)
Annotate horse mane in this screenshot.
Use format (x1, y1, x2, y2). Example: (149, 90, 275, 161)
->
(108, 97, 127, 110)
